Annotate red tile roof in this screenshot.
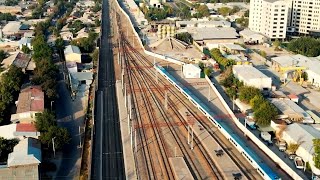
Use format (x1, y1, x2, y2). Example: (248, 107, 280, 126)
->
(288, 94, 299, 99)
(16, 123, 37, 132)
(16, 86, 44, 113)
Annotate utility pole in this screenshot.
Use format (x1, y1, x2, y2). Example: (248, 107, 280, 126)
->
(52, 137, 56, 158)
(164, 90, 168, 110)
(232, 95, 235, 111)
(135, 129, 137, 153)
(191, 127, 194, 150)
(155, 71, 158, 84)
(187, 125, 190, 144)
(208, 86, 210, 102)
(128, 114, 130, 133)
(79, 126, 82, 148)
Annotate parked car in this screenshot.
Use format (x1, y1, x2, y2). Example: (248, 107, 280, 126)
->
(294, 156, 304, 169)
(276, 140, 287, 152)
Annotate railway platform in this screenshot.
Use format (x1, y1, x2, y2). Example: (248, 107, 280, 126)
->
(116, 80, 137, 179)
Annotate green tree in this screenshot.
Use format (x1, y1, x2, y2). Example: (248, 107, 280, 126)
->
(244, 10, 249, 17)
(0, 137, 19, 162)
(55, 38, 65, 51)
(94, 19, 101, 27)
(236, 16, 249, 27)
(0, 65, 24, 123)
(0, 50, 7, 62)
(32, 35, 53, 62)
(39, 126, 71, 150)
(175, 32, 193, 44)
(40, 126, 71, 150)
(198, 62, 204, 70)
(313, 139, 320, 168)
(287, 37, 320, 57)
(210, 48, 235, 70)
(4, 0, 19, 6)
(230, 6, 240, 14)
(0, 12, 16, 21)
(260, 50, 267, 58)
(69, 20, 85, 34)
(250, 95, 265, 111)
(204, 67, 212, 76)
(254, 101, 278, 126)
(35, 110, 71, 150)
(239, 86, 261, 103)
(1, 65, 24, 92)
(92, 3, 102, 12)
(21, 45, 31, 54)
(273, 39, 281, 51)
(35, 110, 56, 132)
(197, 5, 210, 17)
(218, 7, 231, 16)
(91, 49, 99, 66)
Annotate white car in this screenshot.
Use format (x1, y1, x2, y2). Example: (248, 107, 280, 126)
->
(294, 156, 304, 169)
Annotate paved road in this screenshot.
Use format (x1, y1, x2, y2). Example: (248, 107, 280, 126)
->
(91, 0, 125, 179)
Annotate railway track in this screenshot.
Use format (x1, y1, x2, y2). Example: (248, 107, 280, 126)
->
(117, 29, 224, 179)
(119, 30, 261, 180)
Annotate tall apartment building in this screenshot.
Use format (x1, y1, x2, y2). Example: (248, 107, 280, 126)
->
(249, 0, 320, 38)
(287, 0, 320, 35)
(249, 0, 289, 40)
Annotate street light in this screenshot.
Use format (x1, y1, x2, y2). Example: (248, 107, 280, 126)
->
(51, 101, 54, 111)
(52, 137, 56, 158)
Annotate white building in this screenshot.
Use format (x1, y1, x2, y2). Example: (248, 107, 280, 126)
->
(176, 20, 231, 28)
(239, 29, 267, 44)
(64, 45, 81, 63)
(281, 123, 320, 176)
(233, 65, 272, 90)
(249, 0, 320, 37)
(19, 37, 33, 50)
(249, 0, 289, 39)
(287, 0, 320, 35)
(183, 64, 201, 78)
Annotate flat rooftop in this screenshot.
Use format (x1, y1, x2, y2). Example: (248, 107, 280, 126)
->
(233, 65, 270, 79)
(184, 27, 239, 41)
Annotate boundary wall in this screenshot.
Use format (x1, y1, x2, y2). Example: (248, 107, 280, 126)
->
(204, 75, 302, 180)
(114, 0, 185, 65)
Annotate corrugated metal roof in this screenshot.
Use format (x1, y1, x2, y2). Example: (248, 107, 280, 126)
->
(64, 45, 81, 55)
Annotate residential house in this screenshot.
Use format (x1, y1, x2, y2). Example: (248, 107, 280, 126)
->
(70, 72, 93, 96)
(61, 31, 73, 41)
(0, 123, 40, 140)
(75, 28, 89, 39)
(2, 52, 34, 72)
(0, 138, 41, 180)
(64, 45, 82, 63)
(0, 6, 22, 14)
(11, 86, 44, 123)
(19, 37, 33, 50)
(2, 21, 21, 37)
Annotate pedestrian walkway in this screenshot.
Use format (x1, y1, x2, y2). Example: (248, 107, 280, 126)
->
(116, 80, 137, 180)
